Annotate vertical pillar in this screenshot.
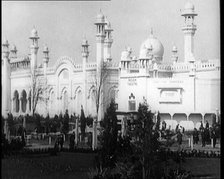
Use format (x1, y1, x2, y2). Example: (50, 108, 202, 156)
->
(75, 117, 79, 145)
(92, 119, 98, 150)
(19, 98, 23, 114)
(202, 114, 205, 124)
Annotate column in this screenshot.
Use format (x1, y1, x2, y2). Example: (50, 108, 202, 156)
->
(19, 98, 23, 114)
(202, 114, 205, 124)
(11, 98, 14, 114)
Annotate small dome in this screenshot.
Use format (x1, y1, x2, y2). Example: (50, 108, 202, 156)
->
(96, 10, 105, 23)
(11, 44, 17, 52)
(153, 62, 158, 70)
(184, 2, 194, 10)
(172, 45, 177, 52)
(2, 38, 9, 46)
(30, 27, 39, 39)
(43, 44, 49, 52)
(121, 48, 132, 61)
(105, 17, 111, 29)
(139, 32, 164, 60)
(82, 38, 89, 46)
(127, 46, 132, 53)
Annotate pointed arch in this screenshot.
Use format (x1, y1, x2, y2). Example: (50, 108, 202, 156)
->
(61, 87, 68, 113)
(74, 86, 82, 99)
(88, 85, 96, 99)
(13, 90, 19, 113)
(21, 90, 27, 113)
(49, 88, 55, 116)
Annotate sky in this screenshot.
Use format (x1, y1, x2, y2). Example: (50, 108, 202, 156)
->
(2, 0, 220, 66)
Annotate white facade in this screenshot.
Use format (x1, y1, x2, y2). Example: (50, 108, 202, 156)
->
(1, 3, 220, 129)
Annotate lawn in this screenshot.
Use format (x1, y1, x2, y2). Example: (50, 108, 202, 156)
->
(1, 152, 96, 179)
(1, 153, 220, 179)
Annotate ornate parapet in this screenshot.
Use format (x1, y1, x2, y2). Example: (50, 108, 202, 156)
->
(194, 60, 220, 71)
(157, 64, 173, 71)
(104, 61, 119, 69)
(172, 63, 190, 72)
(10, 56, 30, 71)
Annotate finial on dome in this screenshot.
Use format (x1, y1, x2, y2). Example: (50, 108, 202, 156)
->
(43, 44, 49, 52)
(172, 44, 178, 52)
(11, 44, 17, 52)
(82, 34, 89, 46)
(2, 37, 9, 46)
(30, 26, 39, 39)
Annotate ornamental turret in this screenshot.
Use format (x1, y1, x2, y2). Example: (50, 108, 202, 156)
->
(29, 27, 39, 72)
(181, 2, 197, 63)
(2, 39, 11, 117)
(43, 44, 49, 76)
(104, 16, 113, 62)
(94, 10, 107, 121)
(10, 44, 17, 58)
(171, 45, 178, 64)
(82, 37, 89, 112)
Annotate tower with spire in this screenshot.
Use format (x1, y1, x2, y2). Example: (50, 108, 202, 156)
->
(104, 16, 113, 62)
(181, 2, 197, 63)
(29, 27, 39, 73)
(43, 44, 49, 77)
(2, 39, 11, 117)
(94, 10, 107, 121)
(95, 10, 106, 69)
(81, 37, 89, 112)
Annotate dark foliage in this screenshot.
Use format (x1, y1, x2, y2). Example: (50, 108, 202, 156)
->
(80, 106, 86, 139)
(98, 100, 118, 168)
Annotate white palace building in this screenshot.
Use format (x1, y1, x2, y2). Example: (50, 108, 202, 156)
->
(2, 2, 220, 130)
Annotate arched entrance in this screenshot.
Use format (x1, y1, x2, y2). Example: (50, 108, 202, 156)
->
(173, 113, 187, 123)
(21, 90, 27, 113)
(13, 90, 19, 113)
(63, 90, 68, 113)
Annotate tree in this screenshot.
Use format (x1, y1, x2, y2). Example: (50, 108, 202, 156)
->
(155, 111, 161, 131)
(99, 100, 118, 168)
(62, 109, 69, 135)
(91, 62, 110, 121)
(131, 101, 160, 179)
(30, 71, 49, 116)
(80, 105, 86, 140)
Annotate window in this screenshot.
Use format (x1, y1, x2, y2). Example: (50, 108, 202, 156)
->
(128, 93, 136, 111)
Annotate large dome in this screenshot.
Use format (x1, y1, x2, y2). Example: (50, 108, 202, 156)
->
(139, 32, 164, 60)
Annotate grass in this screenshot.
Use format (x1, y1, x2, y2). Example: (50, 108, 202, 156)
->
(2, 152, 220, 179)
(2, 152, 96, 179)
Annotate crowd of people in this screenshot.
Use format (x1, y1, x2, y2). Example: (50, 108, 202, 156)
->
(160, 120, 219, 150)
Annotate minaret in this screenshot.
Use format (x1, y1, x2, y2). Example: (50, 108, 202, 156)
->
(104, 17, 113, 62)
(2, 39, 11, 117)
(95, 10, 106, 69)
(43, 44, 49, 77)
(94, 10, 106, 121)
(181, 2, 197, 63)
(29, 27, 39, 73)
(171, 45, 178, 64)
(43, 44, 49, 116)
(81, 37, 89, 113)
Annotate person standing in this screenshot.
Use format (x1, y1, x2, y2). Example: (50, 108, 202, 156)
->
(201, 128, 206, 147)
(193, 128, 199, 144)
(177, 130, 183, 151)
(211, 129, 217, 148)
(205, 121, 209, 129)
(59, 134, 64, 151)
(199, 121, 204, 131)
(69, 132, 75, 150)
(175, 124, 179, 133)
